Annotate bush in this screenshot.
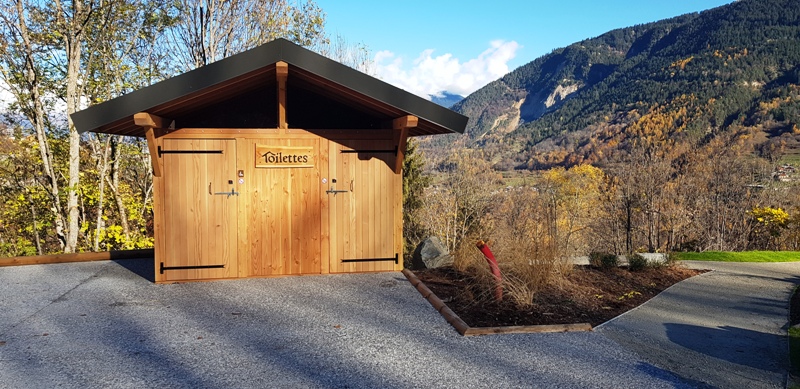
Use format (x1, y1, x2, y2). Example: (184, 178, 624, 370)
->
(627, 253, 648, 271)
(589, 251, 618, 269)
(449, 187, 577, 309)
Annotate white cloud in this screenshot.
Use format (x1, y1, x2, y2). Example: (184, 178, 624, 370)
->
(0, 79, 14, 110)
(373, 40, 520, 99)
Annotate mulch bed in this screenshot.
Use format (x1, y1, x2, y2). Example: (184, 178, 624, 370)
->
(412, 265, 706, 327)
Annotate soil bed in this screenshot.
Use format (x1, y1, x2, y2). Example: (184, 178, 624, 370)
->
(413, 265, 705, 327)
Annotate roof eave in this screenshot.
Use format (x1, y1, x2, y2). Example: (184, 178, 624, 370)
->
(71, 39, 467, 136)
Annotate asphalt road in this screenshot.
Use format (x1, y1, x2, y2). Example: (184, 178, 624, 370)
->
(0, 259, 796, 388)
(597, 261, 800, 389)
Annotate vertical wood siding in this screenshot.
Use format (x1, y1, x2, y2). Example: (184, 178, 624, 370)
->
(242, 138, 321, 276)
(153, 130, 402, 282)
(158, 139, 238, 282)
(327, 140, 400, 273)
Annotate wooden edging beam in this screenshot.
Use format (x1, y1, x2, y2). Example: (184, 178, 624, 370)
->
(0, 249, 154, 267)
(402, 269, 593, 336)
(392, 115, 417, 174)
(276, 61, 289, 130)
(134, 112, 172, 177)
(402, 269, 470, 334)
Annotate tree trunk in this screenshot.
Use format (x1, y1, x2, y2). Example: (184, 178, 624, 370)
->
(11, 0, 68, 251)
(91, 134, 112, 251)
(29, 198, 42, 255)
(55, 0, 87, 253)
(625, 198, 633, 254)
(65, 26, 82, 253)
(107, 137, 131, 240)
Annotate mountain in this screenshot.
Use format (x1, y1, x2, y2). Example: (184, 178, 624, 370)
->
(429, 0, 800, 170)
(430, 92, 464, 108)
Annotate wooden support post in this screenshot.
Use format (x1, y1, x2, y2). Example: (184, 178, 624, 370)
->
(392, 115, 417, 174)
(276, 61, 289, 130)
(144, 128, 162, 178)
(133, 112, 171, 177)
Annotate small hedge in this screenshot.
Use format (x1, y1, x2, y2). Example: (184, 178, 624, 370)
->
(628, 253, 648, 272)
(589, 252, 618, 270)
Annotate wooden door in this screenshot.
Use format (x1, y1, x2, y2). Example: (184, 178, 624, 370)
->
(160, 139, 238, 281)
(328, 141, 400, 273)
(243, 138, 321, 276)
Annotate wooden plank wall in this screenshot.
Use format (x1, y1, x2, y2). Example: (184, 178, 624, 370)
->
(240, 137, 321, 277)
(158, 139, 238, 282)
(152, 129, 402, 282)
(327, 139, 401, 273)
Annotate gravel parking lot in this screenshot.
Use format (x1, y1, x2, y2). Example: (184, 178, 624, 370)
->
(0, 259, 694, 389)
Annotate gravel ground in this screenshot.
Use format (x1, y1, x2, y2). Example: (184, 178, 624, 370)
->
(0, 260, 693, 389)
(597, 261, 800, 389)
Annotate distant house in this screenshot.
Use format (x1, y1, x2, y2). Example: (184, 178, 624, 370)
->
(773, 164, 797, 182)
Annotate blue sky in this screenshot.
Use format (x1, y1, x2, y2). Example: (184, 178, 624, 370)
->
(315, 0, 734, 98)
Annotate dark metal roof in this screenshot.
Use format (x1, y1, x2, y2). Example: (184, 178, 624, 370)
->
(71, 38, 467, 137)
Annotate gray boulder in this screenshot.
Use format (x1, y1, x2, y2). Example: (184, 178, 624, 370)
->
(411, 236, 453, 269)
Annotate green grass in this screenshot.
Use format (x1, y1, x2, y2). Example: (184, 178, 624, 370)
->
(673, 251, 800, 262)
(780, 153, 800, 166)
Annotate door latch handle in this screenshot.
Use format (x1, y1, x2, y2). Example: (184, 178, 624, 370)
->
(326, 186, 349, 196)
(214, 188, 239, 198)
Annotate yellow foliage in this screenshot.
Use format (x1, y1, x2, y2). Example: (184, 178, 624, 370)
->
(749, 207, 789, 227)
(670, 56, 694, 71)
(758, 98, 783, 113)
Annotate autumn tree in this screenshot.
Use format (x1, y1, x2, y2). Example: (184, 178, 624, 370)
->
(0, 0, 175, 254)
(80, 1, 175, 250)
(537, 164, 606, 256)
(0, 0, 375, 256)
(420, 152, 500, 252)
(0, 0, 68, 251)
(401, 139, 430, 258)
(0, 132, 49, 255)
(748, 206, 790, 250)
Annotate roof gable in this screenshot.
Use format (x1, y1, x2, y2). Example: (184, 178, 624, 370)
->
(71, 38, 467, 137)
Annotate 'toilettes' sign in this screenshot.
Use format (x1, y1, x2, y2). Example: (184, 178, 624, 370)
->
(255, 145, 315, 168)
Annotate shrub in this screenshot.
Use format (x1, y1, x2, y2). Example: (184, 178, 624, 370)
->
(627, 253, 648, 272)
(449, 187, 576, 309)
(588, 252, 603, 267)
(589, 251, 618, 269)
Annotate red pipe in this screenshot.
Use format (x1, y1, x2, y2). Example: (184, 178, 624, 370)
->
(476, 240, 503, 301)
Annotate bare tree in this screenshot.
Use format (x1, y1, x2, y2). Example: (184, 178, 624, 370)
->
(168, 0, 327, 70)
(314, 33, 374, 74)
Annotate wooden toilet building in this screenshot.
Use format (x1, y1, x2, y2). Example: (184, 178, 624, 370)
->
(72, 38, 467, 283)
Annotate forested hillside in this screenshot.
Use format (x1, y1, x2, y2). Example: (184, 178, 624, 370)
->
(412, 0, 800, 255)
(426, 0, 800, 170)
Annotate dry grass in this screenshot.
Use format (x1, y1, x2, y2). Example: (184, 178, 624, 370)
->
(427, 165, 607, 310)
(451, 189, 580, 309)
